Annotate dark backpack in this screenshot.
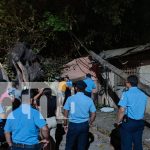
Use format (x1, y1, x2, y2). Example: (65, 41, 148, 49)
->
(110, 126, 121, 150)
(0, 120, 6, 142)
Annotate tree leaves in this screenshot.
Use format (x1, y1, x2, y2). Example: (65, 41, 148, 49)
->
(40, 12, 70, 32)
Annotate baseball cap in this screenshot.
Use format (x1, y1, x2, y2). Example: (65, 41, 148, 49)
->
(76, 80, 87, 90)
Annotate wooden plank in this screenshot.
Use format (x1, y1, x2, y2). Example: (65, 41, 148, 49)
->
(12, 60, 23, 84)
(12, 60, 30, 89)
(89, 51, 128, 79)
(17, 61, 29, 83)
(89, 51, 150, 96)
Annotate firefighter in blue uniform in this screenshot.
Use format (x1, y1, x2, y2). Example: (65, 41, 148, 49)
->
(4, 89, 49, 150)
(117, 75, 147, 150)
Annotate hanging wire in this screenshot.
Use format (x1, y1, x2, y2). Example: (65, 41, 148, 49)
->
(70, 32, 91, 55)
(71, 32, 150, 86)
(75, 59, 97, 78)
(73, 41, 90, 64)
(78, 58, 90, 69)
(75, 59, 87, 75)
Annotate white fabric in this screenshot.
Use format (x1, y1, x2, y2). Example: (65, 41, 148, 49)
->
(46, 116, 57, 142)
(100, 107, 114, 112)
(56, 91, 65, 120)
(50, 81, 59, 96)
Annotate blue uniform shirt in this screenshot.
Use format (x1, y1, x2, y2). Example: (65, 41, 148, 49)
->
(64, 92, 96, 123)
(83, 77, 96, 93)
(118, 87, 147, 120)
(66, 80, 73, 88)
(4, 104, 46, 145)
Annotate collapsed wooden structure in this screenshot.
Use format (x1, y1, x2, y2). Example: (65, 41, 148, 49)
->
(89, 43, 150, 96)
(88, 44, 150, 126)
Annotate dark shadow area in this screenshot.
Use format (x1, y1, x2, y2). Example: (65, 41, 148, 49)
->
(42, 136, 56, 150)
(0, 119, 8, 150)
(87, 132, 95, 150)
(110, 121, 150, 150)
(55, 124, 65, 150)
(49, 136, 56, 150)
(145, 120, 150, 128)
(72, 132, 95, 150)
(110, 125, 121, 150)
(0, 143, 9, 150)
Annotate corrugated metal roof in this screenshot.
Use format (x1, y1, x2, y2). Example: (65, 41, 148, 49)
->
(99, 43, 150, 59)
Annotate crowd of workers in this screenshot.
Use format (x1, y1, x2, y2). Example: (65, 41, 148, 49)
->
(0, 74, 96, 150)
(0, 74, 148, 150)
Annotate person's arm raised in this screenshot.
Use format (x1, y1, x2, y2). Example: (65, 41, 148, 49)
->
(33, 88, 44, 101)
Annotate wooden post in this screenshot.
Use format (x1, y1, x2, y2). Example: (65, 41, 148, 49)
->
(12, 60, 29, 89)
(17, 61, 29, 83)
(89, 51, 150, 96)
(12, 60, 22, 82)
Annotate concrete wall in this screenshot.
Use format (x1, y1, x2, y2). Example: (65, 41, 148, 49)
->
(99, 72, 118, 108)
(138, 65, 150, 86)
(138, 65, 150, 114)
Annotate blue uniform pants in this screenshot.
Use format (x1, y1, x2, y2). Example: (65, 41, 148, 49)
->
(10, 144, 41, 150)
(10, 147, 39, 150)
(120, 118, 144, 150)
(65, 121, 89, 150)
(84, 91, 92, 98)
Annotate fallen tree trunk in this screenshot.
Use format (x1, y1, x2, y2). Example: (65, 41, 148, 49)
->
(12, 60, 29, 88)
(0, 63, 9, 81)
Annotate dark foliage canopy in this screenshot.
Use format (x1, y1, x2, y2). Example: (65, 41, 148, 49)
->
(1, 0, 150, 78)
(1, 0, 150, 56)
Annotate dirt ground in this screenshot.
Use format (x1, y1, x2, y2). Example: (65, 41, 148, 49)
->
(60, 111, 150, 150)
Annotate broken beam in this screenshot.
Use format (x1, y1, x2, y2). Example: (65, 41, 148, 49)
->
(89, 51, 150, 96)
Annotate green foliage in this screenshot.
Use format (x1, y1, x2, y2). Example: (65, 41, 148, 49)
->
(1, 0, 150, 79)
(42, 57, 71, 81)
(0, 0, 71, 54)
(40, 12, 70, 32)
